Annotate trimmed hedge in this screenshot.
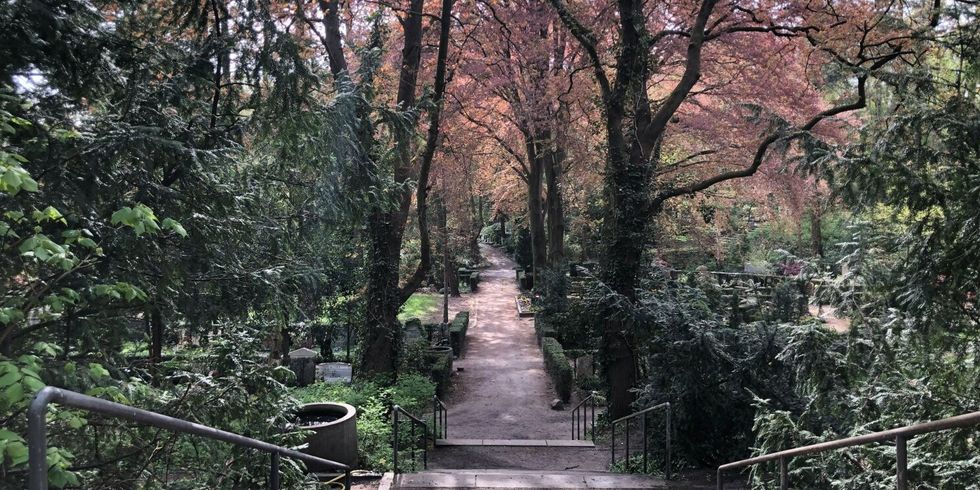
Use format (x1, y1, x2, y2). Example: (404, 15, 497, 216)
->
(429, 355, 452, 396)
(541, 337, 573, 402)
(449, 311, 470, 356)
(533, 316, 556, 346)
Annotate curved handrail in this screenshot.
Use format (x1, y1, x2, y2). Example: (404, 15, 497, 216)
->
(392, 405, 428, 474)
(28, 387, 350, 490)
(716, 410, 980, 489)
(611, 402, 671, 479)
(612, 401, 669, 425)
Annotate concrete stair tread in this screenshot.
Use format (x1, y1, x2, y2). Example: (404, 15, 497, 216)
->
(382, 469, 673, 489)
(436, 439, 595, 448)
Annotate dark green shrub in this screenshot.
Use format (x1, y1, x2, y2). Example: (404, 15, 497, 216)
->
(511, 226, 532, 268)
(400, 338, 430, 375)
(768, 280, 805, 322)
(428, 355, 452, 396)
(449, 311, 470, 356)
(541, 337, 573, 402)
(533, 315, 556, 345)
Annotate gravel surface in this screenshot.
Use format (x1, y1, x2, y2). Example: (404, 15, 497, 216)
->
(440, 245, 578, 441)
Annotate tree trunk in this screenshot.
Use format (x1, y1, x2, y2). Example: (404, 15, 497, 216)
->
(498, 211, 507, 243)
(525, 135, 548, 282)
(810, 207, 824, 257)
(150, 306, 163, 363)
(359, 205, 406, 378)
(469, 194, 483, 264)
(544, 143, 565, 269)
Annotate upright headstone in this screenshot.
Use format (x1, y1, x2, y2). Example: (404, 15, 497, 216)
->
(288, 347, 317, 387)
(574, 354, 594, 379)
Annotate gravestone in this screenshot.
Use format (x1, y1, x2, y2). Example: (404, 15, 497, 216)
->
(574, 354, 594, 379)
(288, 347, 317, 387)
(317, 362, 353, 385)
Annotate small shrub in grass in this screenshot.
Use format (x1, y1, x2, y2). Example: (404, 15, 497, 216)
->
(541, 337, 573, 402)
(400, 339, 430, 375)
(390, 373, 436, 414)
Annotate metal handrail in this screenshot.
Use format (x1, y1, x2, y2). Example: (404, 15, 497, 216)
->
(611, 402, 671, 479)
(571, 391, 598, 442)
(432, 396, 448, 441)
(392, 405, 428, 474)
(716, 410, 980, 489)
(27, 387, 351, 490)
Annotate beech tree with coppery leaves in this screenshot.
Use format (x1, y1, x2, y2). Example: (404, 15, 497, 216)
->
(547, 0, 914, 417)
(453, 0, 590, 284)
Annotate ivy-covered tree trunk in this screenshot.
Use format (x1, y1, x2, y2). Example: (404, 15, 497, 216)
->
(317, 0, 455, 379)
(597, 116, 654, 418)
(360, 204, 409, 376)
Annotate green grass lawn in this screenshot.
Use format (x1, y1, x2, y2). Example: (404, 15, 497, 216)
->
(398, 293, 440, 322)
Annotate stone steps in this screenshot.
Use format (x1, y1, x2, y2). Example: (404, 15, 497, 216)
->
(379, 469, 677, 489)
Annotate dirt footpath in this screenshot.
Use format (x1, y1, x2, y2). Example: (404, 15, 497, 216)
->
(442, 245, 575, 440)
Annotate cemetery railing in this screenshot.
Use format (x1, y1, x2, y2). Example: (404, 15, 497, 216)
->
(717, 410, 980, 490)
(28, 387, 351, 490)
(611, 402, 672, 479)
(432, 396, 448, 441)
(392, 405, 427, 474)
(571, 391, 598, 442)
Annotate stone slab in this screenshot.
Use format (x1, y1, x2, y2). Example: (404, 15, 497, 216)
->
(545, 439, 595, 447)
(435, 439, 592, 447)
(472, 473, 588, 488)
(387, 470, 669, 489)
(435, 439, 484, 446)
(394, 472, 477, 488)
(482, 439, 548, 447)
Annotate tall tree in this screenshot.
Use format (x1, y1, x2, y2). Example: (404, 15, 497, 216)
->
(312, 0, 456, 376)
(548, 0, 911, 416)
(455, 0, 584, 281)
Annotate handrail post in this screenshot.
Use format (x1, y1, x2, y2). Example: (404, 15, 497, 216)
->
(591, 394, 595, 443)
(665, 403, 672, 480)
(27, 387, 58, 490)
(423, 425, 429, 469)
(411, 417, 417, 471)
(642, 413, 648, 473)
(611, 423, 616, 468)
(393, 408, 400, 474)
(433, 396, 437, 440)
(779, 457, 788, 490)
(896, 435, 907, 490)
(269, 452, 280, 490)
(572, 405, 576, 439)
(625, 419, 630, 468)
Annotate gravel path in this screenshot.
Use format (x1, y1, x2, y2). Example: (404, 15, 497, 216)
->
(443, 245, 573, 440)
